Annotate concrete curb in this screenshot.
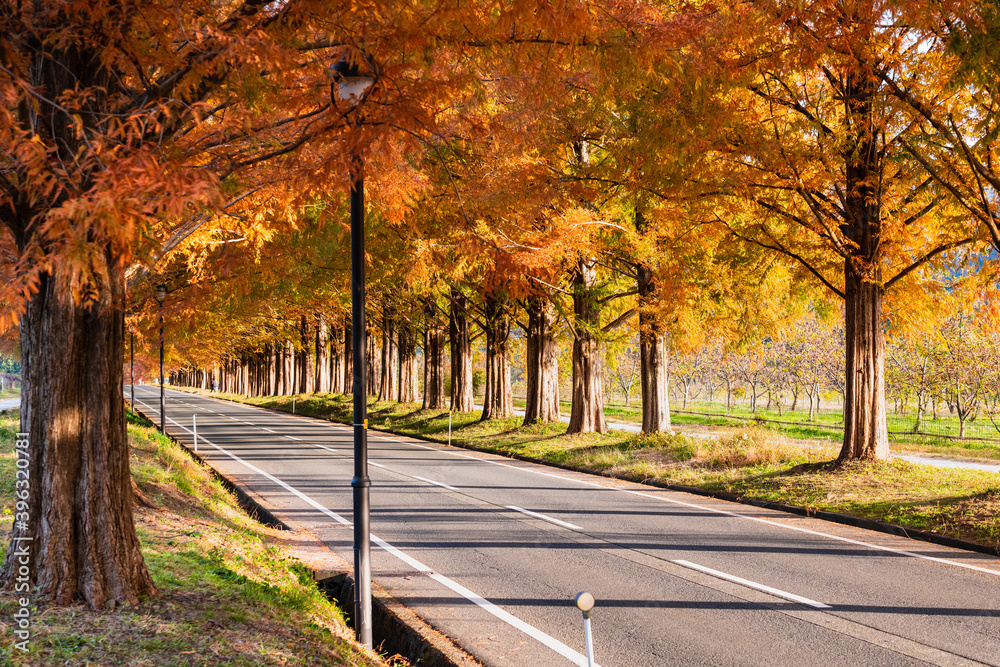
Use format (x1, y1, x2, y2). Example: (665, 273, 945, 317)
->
(129, 402, 481, 667)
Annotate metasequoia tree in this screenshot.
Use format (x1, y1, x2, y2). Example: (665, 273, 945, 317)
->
(699, 0, 981, 461)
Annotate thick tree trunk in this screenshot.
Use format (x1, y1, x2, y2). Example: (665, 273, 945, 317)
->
(378, 308, 398, 402)
(449, 288, 475, 412)
(481, 292, 513, 420)
(567, 258, 607, 434)
(0, 260, 156, 609)
(422, 299, 447, 409)
(638, 261, 671, 433)
(838, 67, 890, 463)
(316, 315, 329, 393)
(398, 322, 418, 403)
(523, 296, 560, 425)
(840, 273, 890, 461)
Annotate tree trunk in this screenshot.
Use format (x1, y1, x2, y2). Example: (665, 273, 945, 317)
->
(378, 307, 398, 402)
(366, 325, 380, 399)
(422, 298, 447, 409)
(449, 288, 475, 412)
(638, 259, 670, 433)
(567, 257, 607, 434)
(285, 340, 295, 396)
(523, 295, 561, 425)
(343, 323, 353, 395)
(298, 315, 311, 394)
(330, 319, 344, 394)
(316, 314, 329, 393)
(837, 64, 891, 463)
(840, 274, 890, 461)
(0, 260, 156, 609)
(398, 321, 418, 403)
(481, 292, 513, 420)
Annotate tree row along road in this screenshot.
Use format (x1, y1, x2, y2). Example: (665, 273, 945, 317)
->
(129, 386, 1000, 667)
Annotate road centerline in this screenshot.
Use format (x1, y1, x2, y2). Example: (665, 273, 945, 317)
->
(506, 505, 583, 531)
(414, 475, 459, 492)
(673, 559, 831, 609)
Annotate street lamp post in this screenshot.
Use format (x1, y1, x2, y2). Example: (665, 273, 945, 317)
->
(155, 284, 167, 432)
(331, 56, 375, 649)
(130, 330, 135, 409)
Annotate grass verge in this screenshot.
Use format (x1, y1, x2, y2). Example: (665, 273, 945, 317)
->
(200, 390, 1000, 553)
(0, 408, 385, 666)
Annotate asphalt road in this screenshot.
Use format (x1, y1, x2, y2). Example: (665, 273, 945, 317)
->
(129, 387, 1000, 667)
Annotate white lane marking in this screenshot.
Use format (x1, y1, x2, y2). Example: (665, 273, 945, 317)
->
(137, 400, 592, 667)
(312, 443, 338, 454)
(261, 428, 276, 434)
(285, 435, 301, 441)
(152, 388, 1000, 577)
(245, 421, 255, 426)
(370, 462, 386, 469)
(673, 560, 831, 609)
(414, 476, 459, 492)
(506, 506, 583, 531)
(398, 442, 1000, 577)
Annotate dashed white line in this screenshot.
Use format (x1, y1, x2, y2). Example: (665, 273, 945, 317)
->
(414, 476, 459, 492)
(370, 462, 386, 469)
(506, 505, 583, 531)
(673, 560, 831, 609)
(312, 443, 338, 454)
(245, 421, 255, 426)
(285, 435, 301, 441)
(261, 428, 276, 433)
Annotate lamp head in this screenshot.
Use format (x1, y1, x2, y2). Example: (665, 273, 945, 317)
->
(330, 57, 374, 105)
(575, 591, 595, 613)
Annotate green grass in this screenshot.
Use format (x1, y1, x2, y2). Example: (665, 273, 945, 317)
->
(0, 411, 384, 666)
(194, 389, 1000, 552)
